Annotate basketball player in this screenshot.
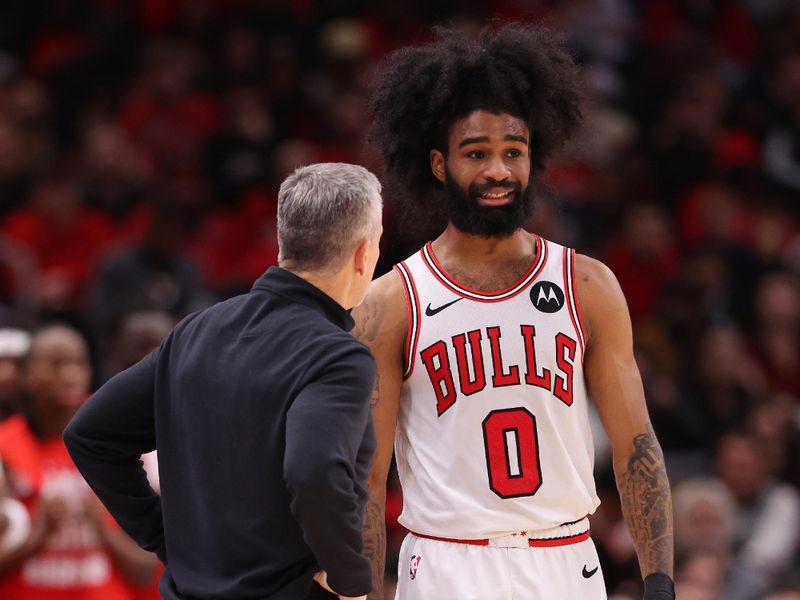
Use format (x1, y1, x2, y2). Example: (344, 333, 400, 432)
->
(353, 25, 675, 600)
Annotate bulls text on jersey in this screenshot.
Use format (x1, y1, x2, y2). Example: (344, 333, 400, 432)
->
(419, 324, 578, 416)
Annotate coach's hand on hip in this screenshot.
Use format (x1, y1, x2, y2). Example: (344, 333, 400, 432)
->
(314, 571, 367, 600)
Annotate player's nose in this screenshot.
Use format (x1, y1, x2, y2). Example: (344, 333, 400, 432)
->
(482, 154, 512, 181)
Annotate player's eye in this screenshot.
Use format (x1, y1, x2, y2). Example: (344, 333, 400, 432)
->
(506, 148, 523, 158)
(466, 150, 484, 159)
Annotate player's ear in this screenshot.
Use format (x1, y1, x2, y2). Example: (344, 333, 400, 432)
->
(430, 149, 446, 183)
(353, 237, 370, 276)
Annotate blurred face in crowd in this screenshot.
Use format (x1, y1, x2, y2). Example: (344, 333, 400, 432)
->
(0, 356, 25, 410)
(755, 273, 800, 331)
(431, 110, 534, 238)
(698, 326, 748, 386)
(32, 178, 82, 227)
(26, 326, 91, 410)
(681, 497, 731, 551)
(676, 548, 726, 593)
(673, 582, 715, 600)
(774, 53, 800, 111)
(715, 434, 768, 504)
(762, 594, 800, 600)
(112, 312, 174, 374)
(0, 329, 30, 410)
(624, 205, 672, 261)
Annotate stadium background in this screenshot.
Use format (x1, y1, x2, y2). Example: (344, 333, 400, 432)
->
(1, 0, 800, 598)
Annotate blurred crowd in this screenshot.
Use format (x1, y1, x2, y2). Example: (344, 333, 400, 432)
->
(0, 0, 800, 599)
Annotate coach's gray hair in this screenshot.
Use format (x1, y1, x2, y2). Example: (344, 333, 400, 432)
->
(277, 163, 382, 272)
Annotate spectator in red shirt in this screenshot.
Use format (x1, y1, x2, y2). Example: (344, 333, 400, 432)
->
(1, 172, 115, 314)
(0, 324, 157, 599)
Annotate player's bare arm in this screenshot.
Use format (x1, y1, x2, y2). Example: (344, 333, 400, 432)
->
(576, 254, 674, 581)
(351, 271, 407, 600)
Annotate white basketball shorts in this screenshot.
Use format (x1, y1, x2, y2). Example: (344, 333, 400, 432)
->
(395, 518, 607, 600)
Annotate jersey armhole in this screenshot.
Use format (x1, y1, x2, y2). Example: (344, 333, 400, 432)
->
(563, 247, 587, 360)
(393, 262, 421, 380)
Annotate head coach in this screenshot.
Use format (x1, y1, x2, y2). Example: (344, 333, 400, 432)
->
(63, 162, 383, 600)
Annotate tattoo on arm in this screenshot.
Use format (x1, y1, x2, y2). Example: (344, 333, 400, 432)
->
(363, 494, 386, 600)
(354, 285, 399, 597)
(353, 294, 384, 347)
(370, 373, 381, 408)
(617, 424, 674, 578)
(353, 294, 388, 409)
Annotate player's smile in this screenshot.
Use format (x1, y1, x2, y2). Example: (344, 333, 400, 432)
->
(480, 190, 512, 200)
(475, 182, 519, 207)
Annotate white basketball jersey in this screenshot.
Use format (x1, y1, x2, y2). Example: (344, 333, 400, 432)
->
(393, 235, 599, 539)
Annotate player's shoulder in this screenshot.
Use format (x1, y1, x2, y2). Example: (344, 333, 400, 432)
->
(573, 253, 622, 294)
(352, 268, 408, 351)
(371, 266, 406, 296)
(572, 253, 629, 341)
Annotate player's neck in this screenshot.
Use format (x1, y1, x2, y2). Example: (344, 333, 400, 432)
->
(432, 224, 535, 265)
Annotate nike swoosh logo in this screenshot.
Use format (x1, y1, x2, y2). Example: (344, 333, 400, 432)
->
(425, 298, 462, 316)
(582, 565, 598, 578)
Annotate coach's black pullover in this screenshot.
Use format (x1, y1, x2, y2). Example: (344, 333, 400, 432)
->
(64, 267, 376, 599)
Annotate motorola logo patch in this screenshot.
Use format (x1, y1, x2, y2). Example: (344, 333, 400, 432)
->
(530, 281, 565, 313)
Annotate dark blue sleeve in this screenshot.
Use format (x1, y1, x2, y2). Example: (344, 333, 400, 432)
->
(283, 341, 377, 597)
(63, 347, 166, 562)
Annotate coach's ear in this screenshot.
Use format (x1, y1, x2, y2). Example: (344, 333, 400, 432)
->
(430, 149, 446, 183)
(353, 237, 371, 276)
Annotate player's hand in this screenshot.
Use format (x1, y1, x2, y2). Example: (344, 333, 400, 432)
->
(313, 570, 367, 600)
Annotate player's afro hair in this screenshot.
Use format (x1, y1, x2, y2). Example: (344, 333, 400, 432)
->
(368, 23, 583, 237)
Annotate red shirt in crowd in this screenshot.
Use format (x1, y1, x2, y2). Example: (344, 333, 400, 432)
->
(0, 415, 144, 600)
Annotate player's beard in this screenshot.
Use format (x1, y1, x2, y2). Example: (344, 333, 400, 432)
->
(444, 169, 535, 238)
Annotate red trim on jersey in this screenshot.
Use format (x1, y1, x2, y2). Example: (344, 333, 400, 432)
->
(563, 247, 585, 357)
(405, 265, 421, 379)
(393, 262, 421, 380)
(393, 265, 412, 377)
(420, 235, 547, 303)
(409, 529, 590, 547)
(570, 249, 588, 349)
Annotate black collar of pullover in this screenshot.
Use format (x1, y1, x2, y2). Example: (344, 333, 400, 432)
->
(251, 266, 355, 332)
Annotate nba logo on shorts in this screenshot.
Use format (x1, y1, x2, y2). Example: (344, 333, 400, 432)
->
(409, 555, 422, 580)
